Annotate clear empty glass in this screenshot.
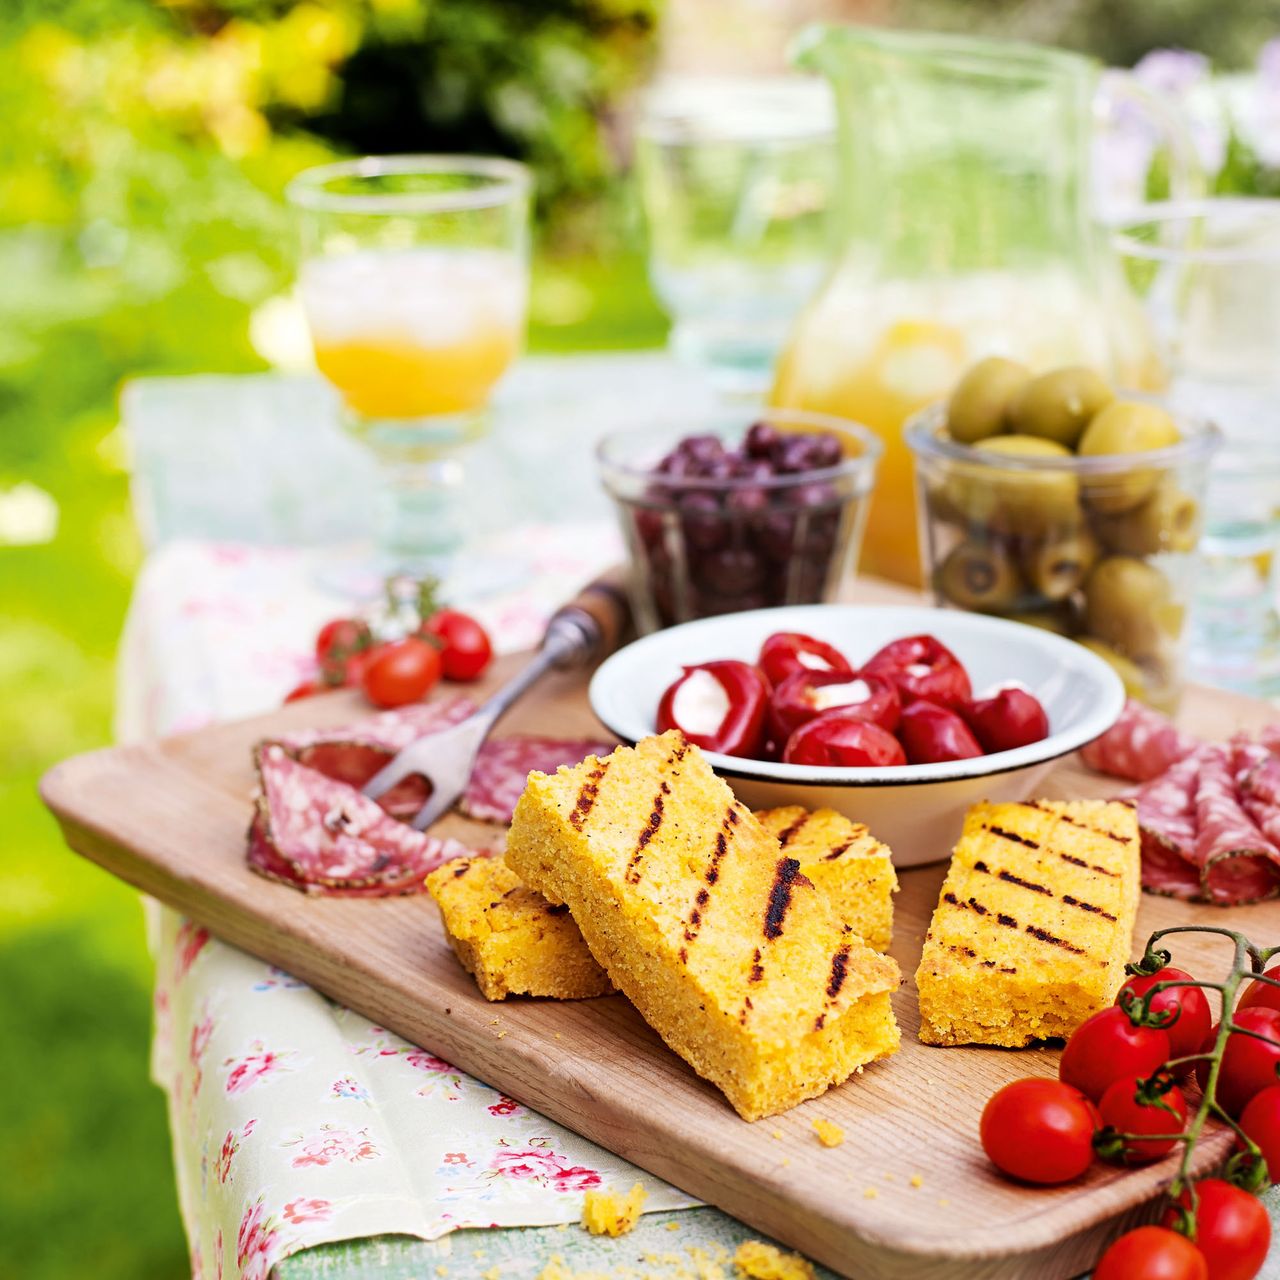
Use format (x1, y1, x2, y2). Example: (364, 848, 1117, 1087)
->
(1116, 199, 1280, 697)
(288, 155, 531, 590)
(636, 78, 835, 395)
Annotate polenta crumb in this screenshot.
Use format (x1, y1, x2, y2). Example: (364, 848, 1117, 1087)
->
(666, 1221, 681, 1231)
(863, 1187, 878, 1199)
(435, 1268, 447, 1277)
(581, 1182, 647, 1236)
(910, 1173, 924, 1188)
(770, 1129, 783, 1141)
(938, 1198, 950, 1207)
(811, 1118, 844, 1148)
(733, 1240, 815, 1280)
(483, 1269, 500, 1280)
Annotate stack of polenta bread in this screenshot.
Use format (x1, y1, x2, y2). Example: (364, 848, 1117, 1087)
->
(426, 730, 1142, 1122)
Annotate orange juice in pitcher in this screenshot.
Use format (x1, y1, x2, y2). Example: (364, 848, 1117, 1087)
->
(771, 27, 1190, 585)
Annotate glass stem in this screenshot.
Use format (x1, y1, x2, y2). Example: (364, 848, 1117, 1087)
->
(375, 454, 466, 577)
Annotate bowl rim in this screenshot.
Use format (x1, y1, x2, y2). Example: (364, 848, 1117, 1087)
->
(587, 602, 1127, 787)
(905, 399, 1221, 475)
(595, 410, 884, 494)
(286, 155, 532, 215)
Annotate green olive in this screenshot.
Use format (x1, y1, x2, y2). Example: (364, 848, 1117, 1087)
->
(1076, 638, 1149, 702)
(1083, 555, 1184, 662)
(1014, 604, 1080, 636)
(946, 357, 1031, 445)
(1021, 526, 1101, 602)
(945, 435, 1081, 536)
(1009, 366, 1114, 449)
(936, 539, 1025, 612)
(1078, 400, 1182, 515)
(1092, 484, 1201, 556)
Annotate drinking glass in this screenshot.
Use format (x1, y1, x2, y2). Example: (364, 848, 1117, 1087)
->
(636, 78, 836, 396)
(288, 155, 531, 590)
(1115, 199, 1280, 697)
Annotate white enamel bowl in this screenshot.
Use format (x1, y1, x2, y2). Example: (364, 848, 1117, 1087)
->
(588, 604, 1125, 866)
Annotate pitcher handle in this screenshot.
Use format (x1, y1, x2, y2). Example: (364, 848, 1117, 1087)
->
(1094, 70, 1205, 221)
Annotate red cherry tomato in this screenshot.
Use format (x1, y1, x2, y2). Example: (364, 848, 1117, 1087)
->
(1238, 964, 1280, 1017)
(782, 711, 907, 768)
(1093, 1227, 1207, 1280)
(1117, 967, 1214, 1063)
(420, 609, 493, 682)
(757, 631, 853, 687)
(656, 660, 769, 758)
(961, 686, 1050, 754)
(897, 699, 984, 765)
(980, 1078, 1099, 1184)
(1197, 1007, 1280, 1118)
(1059, 1007, 1171, 1103)
(315, 617, 373, 684)
(359, 638, 443, 709)
(284, 679, 325, 703)
(1097, 1074, 1189, 1164)
(862, 633, 973, 708)
(1162, 1179, 1271, 1280)
(1239, 1085, 1280, 1183)
(768, 670, 900, 742)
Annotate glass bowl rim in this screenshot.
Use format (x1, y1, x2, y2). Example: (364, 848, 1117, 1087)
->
(595, 409, 884, 493)
(286, 155, 533, 215)
(905, 399, 1221, 476)
(1112, 197, 1280, 266)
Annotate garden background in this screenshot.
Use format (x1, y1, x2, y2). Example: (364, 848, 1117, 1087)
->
(3, 1, 1280, 1277)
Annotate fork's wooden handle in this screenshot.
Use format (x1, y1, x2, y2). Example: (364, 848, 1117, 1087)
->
(551, 565, 632, 663)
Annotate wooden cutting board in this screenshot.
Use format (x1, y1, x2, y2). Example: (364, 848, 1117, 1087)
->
(41, 619, 1280, 1280)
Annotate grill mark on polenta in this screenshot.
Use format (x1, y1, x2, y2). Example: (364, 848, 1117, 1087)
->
(748, 948, 764, 983)
(987, 824, 1040, 849)
(813, 1013, 827, 1032)
(1024, 801, 1133, 846)
(545, 903, 570, 916)
(624, 779, 671, 884)
(762, 857, 803, 940)
(1060, 852, 1119, 877)
(682, 808, 739, 946)
(949, 942, 1017, 974)
(1063, 894, 1116, 921)
(824, 840, 855, 861)
(738, 995, 753, 1025)
(569, 763, 609, 831)
(776, 811, 810, 848)
(826, 944, 852, 999)
(944, 891, 991, 917)
(1025, 923, 1087, 955)
(972, 860, 1053, 896)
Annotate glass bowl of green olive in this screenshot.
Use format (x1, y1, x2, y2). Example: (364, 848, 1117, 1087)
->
(907, 360, 1221, 713)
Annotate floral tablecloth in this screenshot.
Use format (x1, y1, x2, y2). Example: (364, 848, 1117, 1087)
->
(117, 536, 702, 1280)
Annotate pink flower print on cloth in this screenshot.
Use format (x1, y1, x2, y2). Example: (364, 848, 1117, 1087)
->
(331, 1076, 369, 1102)
(215, 1130, 240, 1184)
(173, 920, 210, 983)
(403, 1048, 453, 1072)
(551, 1165, 603, 1193)
(488, 1140, 602, 1192)
(188, 1006, 215, 1099)
(224, 1042, 298, 1096)
(236, 1199, 280, 1280)
(282, 1198, 333, 1225)
(252, 965, 306, 993)
(487, 1095, 522, 1118)
(284, 1123, 380, 1169)
(214, 1229, 224, 1280)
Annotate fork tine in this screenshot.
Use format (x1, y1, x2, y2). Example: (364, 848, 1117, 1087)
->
(362, 753, 425, 801)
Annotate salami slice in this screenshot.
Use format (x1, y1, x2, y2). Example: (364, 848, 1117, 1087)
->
(260, 697, 477, 821)
(249, 745, 474, 895)
(1079, 698, 1200, 782)
(460, 735, 616, 826)
(1192, 747, 1280, 905)
(1126, 751, 1201, 897)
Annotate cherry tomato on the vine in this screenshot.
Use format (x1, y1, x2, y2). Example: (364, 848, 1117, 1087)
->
(1196, 1007, 1280, 1118)
(1117, 967, 1214, 1063)
(1097, 1074, 1188, 1164)
(980, 1078, 1099, 1185)
(359, 638, 443, 709)
(1162, 1179, 1270, 1280)
(1239, 1085, 1280, 1184)
(1093, 1226, 1207, 1280)
(420, 609, 493, 682)
(1060, 1006, 1171, 1103)
(1238, 964, 1280, 1018)
(284, 679, 325, 703)
(315, 616, 373, 684)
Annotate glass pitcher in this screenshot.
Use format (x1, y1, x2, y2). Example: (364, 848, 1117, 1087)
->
(770, 26, 1198, 585)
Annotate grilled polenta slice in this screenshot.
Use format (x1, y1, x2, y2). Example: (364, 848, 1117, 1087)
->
(425, 855, 613, 1001)
(506, 731, 901, 1121)
(916, 799, 1140, 1048)
(756, 806, 897, 952)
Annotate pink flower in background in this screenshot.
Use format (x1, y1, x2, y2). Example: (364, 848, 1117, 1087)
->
(487, 1095, 521, 1117)
(224, 1044, 294, 1095)
(282, 1198, 332, 1225)
(285, 1123, 380, 1168)
(551, 1165, 602, 1193)
(404, 1049, 454, 1073)
(443, 1152, 468, 1165)
(488, 1148, 564, 1180)
(173, 920, 210, 982)
(235, 1199, 279, 1280)
(215, 1130, 239, 1184)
